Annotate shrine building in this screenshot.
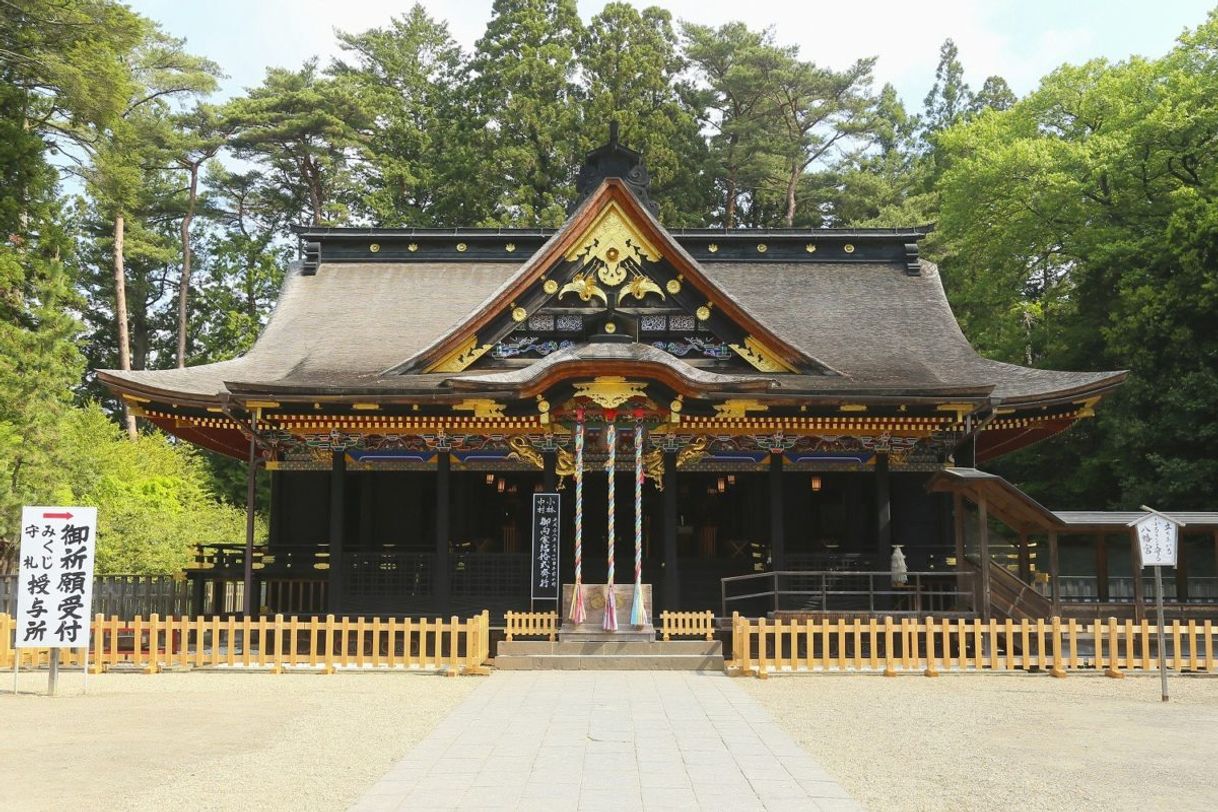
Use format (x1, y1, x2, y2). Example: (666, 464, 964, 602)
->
(99, 130, 1217, 625)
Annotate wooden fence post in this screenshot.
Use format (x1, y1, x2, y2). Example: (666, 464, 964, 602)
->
(272, 614, 285, 674)
(91, 614, 105, 674)
(1104, 617, 1123, 678)
(924, 617, 938, 677)
(446, 615, 460, 677)
(1050, 617, 1066, 677)
(883, 616, 896, 677)
(323, 614, 336, 674)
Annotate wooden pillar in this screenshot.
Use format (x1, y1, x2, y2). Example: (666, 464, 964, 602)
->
(1048, 530, 1061, 617)
(953, 492, 969, 611)
(1176, 533, 1189, 603)
(242, 416, 259, 617)
(268, 470, 283, 547)
(769, 453, 785, 571)
(358, 473, 374, 549)
(1095, 532, 1109, 603)
(1130, 527, 1145, 622)
(327, 449, 346, 613)
(875, 452, 891, 560)
(663, 450, 679, 611)
(434, 450, 451, 615)
(543, 449, 557, 492)
(846, 474, 864, 552)
(978, 494, 991, 622)
(1018, 532, 1031, 583)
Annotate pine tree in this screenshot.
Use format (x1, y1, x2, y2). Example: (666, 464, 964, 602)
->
(470, 0, 584, 226)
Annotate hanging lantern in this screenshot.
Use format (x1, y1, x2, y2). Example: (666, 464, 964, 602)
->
(497, 479, 506, 493)
(486, 473, 495, 486)
(717, 477, 726, 493)
(810, 475, 823, 492)
(727, 475, 736, 486)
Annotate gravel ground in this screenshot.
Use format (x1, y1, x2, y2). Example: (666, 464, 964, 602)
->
(744, 673, 1218, 812)
(0, 669, 478, 811)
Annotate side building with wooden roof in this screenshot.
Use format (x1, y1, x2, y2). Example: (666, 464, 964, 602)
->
(98, 130, 1214, 625)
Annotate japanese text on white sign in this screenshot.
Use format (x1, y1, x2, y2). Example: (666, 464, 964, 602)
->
(1135, 513, 1178, 568)
(15, 506, 97, 648)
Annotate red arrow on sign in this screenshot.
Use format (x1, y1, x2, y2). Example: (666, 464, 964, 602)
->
(42, 511, 73, 520)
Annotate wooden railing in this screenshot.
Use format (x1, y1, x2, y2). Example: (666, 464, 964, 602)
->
(728, 613, 1217, 678)
(503, 611, 558, 641)
(661, 610, 716, 641)
(0, 612, 490, 676)
(1, 574, 192, 617)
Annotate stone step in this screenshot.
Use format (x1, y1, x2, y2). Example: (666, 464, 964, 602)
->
(493, 653, 725, 671)
(494, 639, 724, 671)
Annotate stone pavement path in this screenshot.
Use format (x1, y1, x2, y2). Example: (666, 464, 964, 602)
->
(352, 671, 858, 811)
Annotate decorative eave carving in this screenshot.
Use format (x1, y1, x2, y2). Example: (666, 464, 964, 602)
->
(727, 336, 797, 373)
(429, 337, 491, 373)
(572, 376, 648, 409)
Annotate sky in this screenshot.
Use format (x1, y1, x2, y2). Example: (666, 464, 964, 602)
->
(126, 0, 1217, 110)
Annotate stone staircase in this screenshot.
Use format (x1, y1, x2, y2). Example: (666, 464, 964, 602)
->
(494, 639, 724, 671)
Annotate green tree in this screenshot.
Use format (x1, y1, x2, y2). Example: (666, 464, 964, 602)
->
(682, 22, 790, 227)
(53, 405, 259, 574)
(470, 0, 584, 226)
(579, 4, 711, 225)
(225, 61, 371, 226)
(331, 5, 484, 226)
(937, 12, 1218, 507)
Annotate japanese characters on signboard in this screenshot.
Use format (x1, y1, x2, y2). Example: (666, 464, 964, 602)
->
(1135, 513, 1178, 568)
(15, 506, 97, 649)
(531, 493, 561, 601)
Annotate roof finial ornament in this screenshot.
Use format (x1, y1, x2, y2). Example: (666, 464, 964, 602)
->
(571, 122, 658, 215)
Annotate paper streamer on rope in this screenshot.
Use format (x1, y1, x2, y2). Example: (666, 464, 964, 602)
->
(630, 415, 646, 626)
(603, 414, 618, 631)
(568, 409, 586, 624)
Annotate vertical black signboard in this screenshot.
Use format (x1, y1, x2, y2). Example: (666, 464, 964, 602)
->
(531, 493, 561, 602)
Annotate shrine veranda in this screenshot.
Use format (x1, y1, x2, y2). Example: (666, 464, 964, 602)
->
(94, 131, 1218, 628)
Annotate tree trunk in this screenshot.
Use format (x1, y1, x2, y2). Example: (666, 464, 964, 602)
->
(784, 164, 799, 227)
(176, 163, 199, 368)
(114, 212, 137, 441)
(725, 169, 738, 229)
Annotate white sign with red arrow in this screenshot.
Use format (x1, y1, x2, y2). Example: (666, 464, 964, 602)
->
(15, 506, 98, 649)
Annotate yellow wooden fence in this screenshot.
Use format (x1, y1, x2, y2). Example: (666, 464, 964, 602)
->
(0, 612, 490, 676)
(729, 614, 1217, 678)
(503, 611, 558, 641)
(661, 610, 716, 641)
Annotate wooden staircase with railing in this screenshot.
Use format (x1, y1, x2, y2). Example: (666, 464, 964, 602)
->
(964, 556, 1051, 622)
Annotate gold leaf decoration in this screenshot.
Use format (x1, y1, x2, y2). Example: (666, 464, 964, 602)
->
(369, 243, 380, 253)
(666, 278, 681, 294)
(712, 399, 770, 418)
(543, 279, 559, 294)
(558, 270, 609, 307)
(728, 336, 795, 373)
(429, 337, 492, 372)
(507, 435, 544, 470)
(563, 201, 662, 288)
(677, 435, 710, 468)
(452, 399, 506, 418)
(618, 273, 665, 304)
(572, 376, 648, 409)
(511, 306, 528, 322)
(696, 305, 711, 321)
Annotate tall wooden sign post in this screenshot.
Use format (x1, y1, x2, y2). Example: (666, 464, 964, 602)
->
(1129, 507, 1183, 702)
(14, 506, 98, 696)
